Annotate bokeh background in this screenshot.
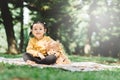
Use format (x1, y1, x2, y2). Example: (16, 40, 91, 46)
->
(0, 0, 120, 58)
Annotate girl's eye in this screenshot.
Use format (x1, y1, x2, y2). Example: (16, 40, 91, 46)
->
(33, 28, 43, 31)
(34, 28, 37, 30)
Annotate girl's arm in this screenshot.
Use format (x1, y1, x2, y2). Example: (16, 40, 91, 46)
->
(26, 39, 39, 57)
(37, 53, 45, 59)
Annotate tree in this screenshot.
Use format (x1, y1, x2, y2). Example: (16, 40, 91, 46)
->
(0, 0, 119, 57)
(19, 0, 24, 52)
(0, 0, 18, 54)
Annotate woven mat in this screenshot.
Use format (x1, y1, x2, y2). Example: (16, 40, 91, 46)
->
(0, 57, 120, 72)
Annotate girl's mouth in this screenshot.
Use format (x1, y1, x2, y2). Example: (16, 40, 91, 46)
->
(36, 33, 40, 35)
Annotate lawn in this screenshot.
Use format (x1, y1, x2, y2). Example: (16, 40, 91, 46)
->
(0, 53, 120, 80)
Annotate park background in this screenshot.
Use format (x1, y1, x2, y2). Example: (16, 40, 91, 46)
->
(0, 0, 120, 59)
(1, 0, 120, 80)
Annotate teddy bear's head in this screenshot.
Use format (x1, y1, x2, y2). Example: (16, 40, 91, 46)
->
(46, 41, 61, 55)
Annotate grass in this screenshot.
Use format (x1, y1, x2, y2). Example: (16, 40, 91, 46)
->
(69, 55, 119, 65)
(0, 53, 22, 58)
(0, 63, 120, 80)
(0, 53, 120, 80)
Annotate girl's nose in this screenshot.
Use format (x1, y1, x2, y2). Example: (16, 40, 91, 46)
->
(36, 30, 40, 32)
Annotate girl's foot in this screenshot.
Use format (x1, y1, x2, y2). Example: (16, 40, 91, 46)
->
(26, 60, 36, 65)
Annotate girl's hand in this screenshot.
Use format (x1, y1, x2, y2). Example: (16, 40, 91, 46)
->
(47, 49, 60, 58)
(38, 53, 45, 59)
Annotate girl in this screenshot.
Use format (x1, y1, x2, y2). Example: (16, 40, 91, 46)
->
(23, 21, 71, 65)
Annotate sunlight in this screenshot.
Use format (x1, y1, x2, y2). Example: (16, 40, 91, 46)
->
(23, 3, 30, 24)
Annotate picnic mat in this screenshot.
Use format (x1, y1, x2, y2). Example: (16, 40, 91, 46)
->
(0, 57, 120, 72)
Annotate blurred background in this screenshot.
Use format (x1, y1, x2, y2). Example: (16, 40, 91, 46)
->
(0, 0, 120, 59)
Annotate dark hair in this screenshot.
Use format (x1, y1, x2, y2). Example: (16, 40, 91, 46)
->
(29, 21, 47, 36)
(30, 21, 47, 29)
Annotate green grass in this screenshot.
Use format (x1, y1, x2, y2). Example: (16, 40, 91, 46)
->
(0, 53, 22, 58)
(69, 55, 119, 65)
(0, 63, 120, 80)
(0, 53, 120, 80)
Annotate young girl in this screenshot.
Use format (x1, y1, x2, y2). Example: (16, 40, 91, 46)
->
(23, 21, 71, 65)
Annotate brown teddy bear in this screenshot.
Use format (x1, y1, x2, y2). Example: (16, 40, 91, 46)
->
(46, 41, 71, 64)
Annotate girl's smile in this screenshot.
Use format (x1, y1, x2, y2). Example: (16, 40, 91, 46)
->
(31, 23, 46, 40)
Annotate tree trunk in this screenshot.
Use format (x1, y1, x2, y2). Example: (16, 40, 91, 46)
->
(19, 0, 24, 52)
(0, 0, 18, 54)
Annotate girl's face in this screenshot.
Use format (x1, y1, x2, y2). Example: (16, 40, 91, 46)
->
(31, 23, 46, 40)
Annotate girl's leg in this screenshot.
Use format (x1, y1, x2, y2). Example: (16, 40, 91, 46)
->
(38, 54, 57, 65)
(23, 53, 41, 63)
(23, 53, 35, 62)
(23, 53, 57, 65)
(23, 53, 37, 64)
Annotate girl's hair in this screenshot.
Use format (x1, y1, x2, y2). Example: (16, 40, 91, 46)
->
(29, 21, 47, 36)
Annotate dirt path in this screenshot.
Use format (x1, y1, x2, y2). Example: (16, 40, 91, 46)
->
(0, 57, 120, 72)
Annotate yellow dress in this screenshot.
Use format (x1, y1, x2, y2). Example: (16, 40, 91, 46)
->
(26, 36, 71, 64)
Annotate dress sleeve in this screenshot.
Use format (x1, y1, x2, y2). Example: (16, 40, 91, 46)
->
(26, 38, 39, 57)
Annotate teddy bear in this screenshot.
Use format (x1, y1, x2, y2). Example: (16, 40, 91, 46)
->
(46, 40, 71, 64)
